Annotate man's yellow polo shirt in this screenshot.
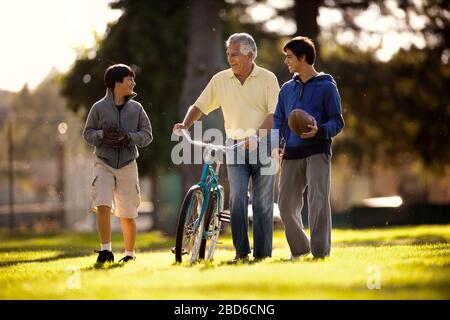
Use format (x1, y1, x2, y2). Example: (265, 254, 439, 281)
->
(194, 64, 280, 139)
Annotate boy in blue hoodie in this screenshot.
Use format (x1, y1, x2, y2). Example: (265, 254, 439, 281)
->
(273, 36, 344, 259)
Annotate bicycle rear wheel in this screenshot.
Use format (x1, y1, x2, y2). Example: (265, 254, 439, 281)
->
(174, 186, 205, 263)
(199, 185, 224, 261)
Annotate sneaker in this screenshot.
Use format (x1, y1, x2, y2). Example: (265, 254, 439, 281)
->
(312, 254, 329, 260)
(253, 256, 270, 262)
(232, 253, 249, 262)
(118, 256, 135, 263)
(289, 251, 310, 261)
(171, 247, 188, 255)
(95, 250, 114, 263)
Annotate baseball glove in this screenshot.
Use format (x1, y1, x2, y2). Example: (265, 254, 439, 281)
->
(102, 126, 130, 148)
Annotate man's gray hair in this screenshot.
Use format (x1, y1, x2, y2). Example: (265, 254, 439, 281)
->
(226, 33, 257, 61)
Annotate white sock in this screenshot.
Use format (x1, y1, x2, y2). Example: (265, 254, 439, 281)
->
(125, 250, 135, 258)
(101, 242, 112, 252)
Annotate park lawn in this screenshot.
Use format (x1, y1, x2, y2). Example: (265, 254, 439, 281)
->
(0, 225, 449, 300)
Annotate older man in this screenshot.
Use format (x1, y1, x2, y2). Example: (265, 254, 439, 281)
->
(173, 33, 279, 261)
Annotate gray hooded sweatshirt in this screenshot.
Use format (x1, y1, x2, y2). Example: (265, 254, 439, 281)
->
(83, 89, 153, 169)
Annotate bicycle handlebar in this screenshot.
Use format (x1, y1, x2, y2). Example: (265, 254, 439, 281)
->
(180, 129, 253, 151)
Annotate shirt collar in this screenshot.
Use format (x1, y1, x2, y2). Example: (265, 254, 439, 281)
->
(228, 63, 260, 79)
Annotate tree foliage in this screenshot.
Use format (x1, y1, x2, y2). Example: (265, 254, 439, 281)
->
(323, 45, 450, 172)
(9, 76, 68, 161)
(226, 0, 450, 172)
(61, 0, 188, 175)
(61, 0, 450, 177)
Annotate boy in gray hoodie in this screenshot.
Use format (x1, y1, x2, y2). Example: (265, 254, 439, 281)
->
(83, 64, 152, 264)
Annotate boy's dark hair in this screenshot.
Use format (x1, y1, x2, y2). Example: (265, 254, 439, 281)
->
(283, 36, 316, 65)
(104, 64, 135, 90)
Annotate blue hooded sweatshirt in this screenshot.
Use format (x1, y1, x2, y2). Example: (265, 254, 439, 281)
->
(273, 72, 344, 159)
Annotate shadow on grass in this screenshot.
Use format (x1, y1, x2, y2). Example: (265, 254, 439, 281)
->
(0, 231, 175, 269)
(0, 253, 132, 271)
(0, 251, 88, 268)
(0, 231, 174, 248)
(270, 255, 330, 264)
(83, 261, 127, 271)
(0, 228, 447, 270)
(171, 256, 270, 270)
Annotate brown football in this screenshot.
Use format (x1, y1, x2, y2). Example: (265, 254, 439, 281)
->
(288, 109, 314, 136)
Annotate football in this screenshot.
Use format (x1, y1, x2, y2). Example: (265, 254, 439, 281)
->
(288, 109, 315, 136)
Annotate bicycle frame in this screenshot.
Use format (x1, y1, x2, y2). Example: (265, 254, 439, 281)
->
(192, 162, 221, 240)
(176, 129, 251, 262)
(180, 129, 247, 239)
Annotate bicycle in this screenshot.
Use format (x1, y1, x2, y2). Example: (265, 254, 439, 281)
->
(173, 129, 248, 263)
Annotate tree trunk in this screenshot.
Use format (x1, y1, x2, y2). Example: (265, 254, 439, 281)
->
(294, 0, 321, 66)
(178, 0, 225, 194)
(148, 165, 161, 231)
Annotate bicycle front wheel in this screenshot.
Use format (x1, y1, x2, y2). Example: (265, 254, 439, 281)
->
(199, 185, 225, 261)
(174, 186, 205, 263)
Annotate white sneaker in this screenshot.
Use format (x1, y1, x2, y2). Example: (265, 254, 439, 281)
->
(288, 254, 300, 261)
(289, 251, 310, 260)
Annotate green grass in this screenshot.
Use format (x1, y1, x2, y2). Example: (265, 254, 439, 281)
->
(0, 225, 449, 299)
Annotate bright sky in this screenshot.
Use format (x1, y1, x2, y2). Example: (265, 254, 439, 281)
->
(0, 0, 121, 92)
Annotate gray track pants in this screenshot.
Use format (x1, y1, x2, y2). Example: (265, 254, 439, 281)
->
(278, 153, 332, 258)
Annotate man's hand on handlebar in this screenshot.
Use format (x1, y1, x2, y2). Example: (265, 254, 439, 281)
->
(244, 135, 258, 151)
(172, 123, 187, 136)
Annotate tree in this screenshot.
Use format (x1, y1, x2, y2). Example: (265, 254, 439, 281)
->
(230, 0, 449, 65)
(1, 72, 87, 213)
(10, 76, 67, 161)
(228, 0, 450, 172)
(325, 45, 450, 172)
(61, 0, 189, 229)
(178, 0, 226, 193)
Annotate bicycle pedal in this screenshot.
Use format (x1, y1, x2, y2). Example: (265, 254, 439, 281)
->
(171, 247, 188, 255)
(219, 211, 231, 223)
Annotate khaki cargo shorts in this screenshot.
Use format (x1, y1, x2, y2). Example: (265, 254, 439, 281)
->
(90, 157, 141, 219)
